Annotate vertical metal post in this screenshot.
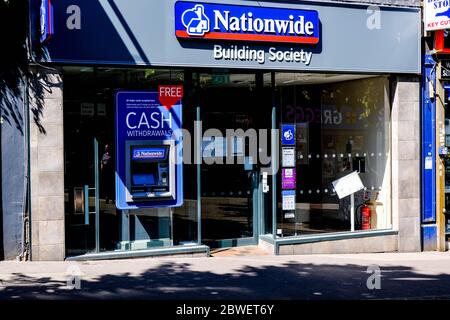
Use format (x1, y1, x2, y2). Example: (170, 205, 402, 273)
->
(258, 177, 263, 236)
(271, 72, 277, 239)
(0, 77, 3, 261)
(196, 102, 202, 245)
(24, 71, 32, 261)
(252, 171, 259, 243)
(127, 211, 131, 250)
(83, 185, 89, 225)
(170, 208, 174, 246)
(350, 193, 355, 232)
(94, 138, 100, 253)
(120, 209, 130, 250)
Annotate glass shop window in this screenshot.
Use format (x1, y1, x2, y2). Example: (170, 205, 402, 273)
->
(62, 67, 198, 257)
(276, 75, 392, 237)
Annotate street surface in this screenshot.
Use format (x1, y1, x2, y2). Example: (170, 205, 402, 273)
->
(1, 251, 450, 300)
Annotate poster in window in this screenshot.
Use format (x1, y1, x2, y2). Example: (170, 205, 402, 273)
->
(282, 147, 296, 167)
(282, 168, 296, 189)
(282, 190, 296, 211)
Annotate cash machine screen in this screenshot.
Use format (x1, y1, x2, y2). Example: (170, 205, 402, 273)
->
(130, 146, 170, 198)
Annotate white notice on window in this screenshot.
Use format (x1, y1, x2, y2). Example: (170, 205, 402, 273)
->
(282, 147, 296, 167)
(332, 171, 365, 199)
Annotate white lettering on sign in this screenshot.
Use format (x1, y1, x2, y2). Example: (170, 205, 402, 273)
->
(213, 45, 312, 65)
(268, 47, 312, 64)
(159, 87, 183, 98)
(66, 5, 81, 30)
(126, 112, 137, 129)
(126, 112, 172, 130)
(212, 10, 314, 36)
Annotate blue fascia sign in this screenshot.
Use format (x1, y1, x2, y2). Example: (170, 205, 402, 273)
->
(175, 1, 320, 45)
(40, 0, 54, 44)
(115, 91, 183, 209)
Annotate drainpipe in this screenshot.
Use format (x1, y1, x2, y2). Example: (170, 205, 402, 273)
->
(24, 0, 33, 261)
(23, 73, 31, 261)
(0, 79, 3, 261)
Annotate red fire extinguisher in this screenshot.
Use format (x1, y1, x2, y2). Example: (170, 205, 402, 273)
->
(361, 205, 371, 230)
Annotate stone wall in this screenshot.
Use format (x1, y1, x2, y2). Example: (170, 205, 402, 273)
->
(391, 76, 421, 252)
(30, 72, 65, 261)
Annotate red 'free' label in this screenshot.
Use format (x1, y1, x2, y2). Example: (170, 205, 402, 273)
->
(158, 85, 183, 110)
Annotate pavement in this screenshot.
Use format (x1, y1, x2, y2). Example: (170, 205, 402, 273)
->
(210, 246, 269, 257)
(1, 251, 450, 300)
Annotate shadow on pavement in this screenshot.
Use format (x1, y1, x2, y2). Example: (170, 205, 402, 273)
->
(1, 261, 450, 300)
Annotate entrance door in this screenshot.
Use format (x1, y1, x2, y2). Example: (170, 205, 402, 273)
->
(199, 72, 271, 248)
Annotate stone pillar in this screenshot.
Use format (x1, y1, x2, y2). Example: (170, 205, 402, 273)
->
(29, 71, 65, 261)
(391, 76, 421, 252)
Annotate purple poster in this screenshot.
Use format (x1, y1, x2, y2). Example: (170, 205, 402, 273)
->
(282, 168, 296, 189)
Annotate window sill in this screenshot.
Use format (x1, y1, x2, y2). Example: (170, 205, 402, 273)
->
(260, 229, 398, 247)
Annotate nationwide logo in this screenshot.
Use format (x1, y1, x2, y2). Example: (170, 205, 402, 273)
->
(182, 4, 210, 36)
(284, 129, 294, 141)
(175, 1, 320, 45)
(133, 149, 166, 160)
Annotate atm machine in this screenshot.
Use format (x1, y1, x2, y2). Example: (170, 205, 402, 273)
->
(115, 90, 183, 210)
(114, 90, 183, 250)
(125, 140, 176, 203)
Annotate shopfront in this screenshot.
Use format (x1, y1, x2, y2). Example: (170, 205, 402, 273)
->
(29, 0, 421, 260)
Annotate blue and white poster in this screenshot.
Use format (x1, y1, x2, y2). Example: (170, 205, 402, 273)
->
(115, 90, 183, 209)
(425, 0, 450, 31)
(281, 124, 296, 145)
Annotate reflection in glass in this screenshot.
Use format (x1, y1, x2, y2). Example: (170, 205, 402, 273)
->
(277, 75, 391, 237)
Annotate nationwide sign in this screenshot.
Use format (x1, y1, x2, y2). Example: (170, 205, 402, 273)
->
(424, 0, 450, 31)
(132, 148, 166, 160)
(174, 1, 320, 44)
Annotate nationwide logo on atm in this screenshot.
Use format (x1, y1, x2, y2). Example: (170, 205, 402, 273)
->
(175, 1, 320, 44)
(132, 148, 166, 160)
